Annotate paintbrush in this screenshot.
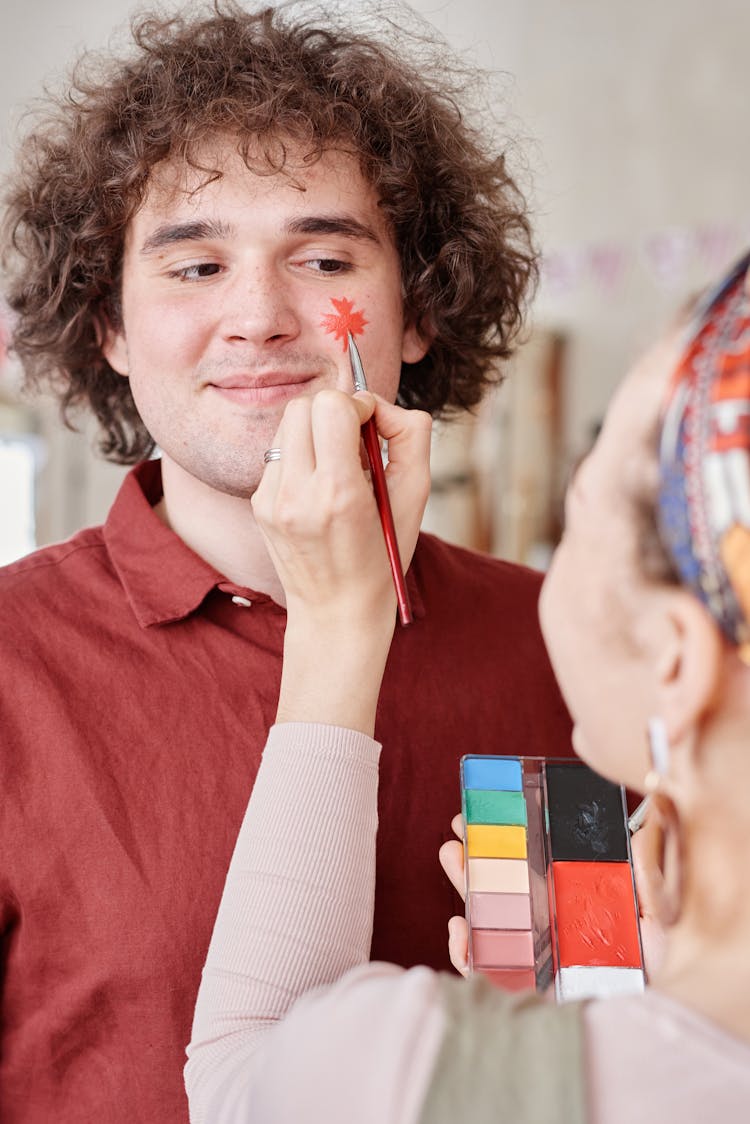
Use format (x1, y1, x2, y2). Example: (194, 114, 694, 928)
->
(347, 332, 413, 627)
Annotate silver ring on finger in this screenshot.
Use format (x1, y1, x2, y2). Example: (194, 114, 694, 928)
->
(263, 448, 282, 464)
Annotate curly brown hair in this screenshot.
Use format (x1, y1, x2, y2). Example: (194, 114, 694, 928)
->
(1, 1, 537, 463)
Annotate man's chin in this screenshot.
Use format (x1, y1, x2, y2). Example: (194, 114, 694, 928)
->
(159, 448, 265, 503)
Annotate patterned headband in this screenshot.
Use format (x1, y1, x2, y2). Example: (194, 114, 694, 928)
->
(658, 250, 750, 661)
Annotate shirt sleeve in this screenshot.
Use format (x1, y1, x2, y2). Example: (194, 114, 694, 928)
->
(185, 722, 405, 1122)
(198, 962, 446, 1124)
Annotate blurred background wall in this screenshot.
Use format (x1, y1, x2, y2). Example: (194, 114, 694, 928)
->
(2, 0, 749, 564)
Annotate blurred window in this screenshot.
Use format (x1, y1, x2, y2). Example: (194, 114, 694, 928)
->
(0, 435, 37, 564)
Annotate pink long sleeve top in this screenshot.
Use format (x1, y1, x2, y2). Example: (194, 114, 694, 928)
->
(185, 724, 750, 1123)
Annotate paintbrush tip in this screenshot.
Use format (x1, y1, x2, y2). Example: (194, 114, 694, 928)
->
(347, 333, 367, 391)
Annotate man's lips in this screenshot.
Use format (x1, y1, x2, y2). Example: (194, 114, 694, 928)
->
(207, 372, 317, 404)
(208, 371, 317, 390)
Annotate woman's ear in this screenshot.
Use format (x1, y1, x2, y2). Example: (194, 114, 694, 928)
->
(652, 589, 724, 746)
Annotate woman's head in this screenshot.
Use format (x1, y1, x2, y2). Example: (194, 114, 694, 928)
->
(656, 251, 750, 657)
(540, 254, 750, 793)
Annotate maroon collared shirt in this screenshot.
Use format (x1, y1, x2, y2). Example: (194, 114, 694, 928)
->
(0, 460, 571, 1122)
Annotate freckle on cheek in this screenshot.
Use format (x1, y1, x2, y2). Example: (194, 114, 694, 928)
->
(320, 296, 368, 351)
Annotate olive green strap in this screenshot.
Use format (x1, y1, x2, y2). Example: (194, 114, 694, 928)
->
(419, 974, 588, 1124)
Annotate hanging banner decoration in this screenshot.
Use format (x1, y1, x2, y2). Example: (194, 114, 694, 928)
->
(587, 244, 628, 294)
(540, 222, 749, 301)
(539, 248, 585, 297)
(693, 224, 741, 276)
(642, 228, 694, 290)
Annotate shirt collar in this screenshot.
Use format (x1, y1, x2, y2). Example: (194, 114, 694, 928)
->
(104, 459, 425, 628)
(104, 461, 226, 627)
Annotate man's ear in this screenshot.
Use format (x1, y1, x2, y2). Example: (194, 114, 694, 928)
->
(652, 589, 724, 746)
(97, 309, 129, 377)
(401, 317, 431, 365)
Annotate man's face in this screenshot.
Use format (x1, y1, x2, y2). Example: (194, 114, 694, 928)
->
(104, 138, 427, 497)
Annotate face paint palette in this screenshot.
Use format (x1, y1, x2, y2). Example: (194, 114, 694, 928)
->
(460, 755, 645, 1001)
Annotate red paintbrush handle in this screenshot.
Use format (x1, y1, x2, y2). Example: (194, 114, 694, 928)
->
(361, 417, 413, 626)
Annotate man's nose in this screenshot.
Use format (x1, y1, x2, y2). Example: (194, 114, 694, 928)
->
(220, 266, 301, 345)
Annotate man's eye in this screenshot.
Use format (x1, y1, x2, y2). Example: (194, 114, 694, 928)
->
(169, 263, 223, 281)
(307, 258, 351, 274)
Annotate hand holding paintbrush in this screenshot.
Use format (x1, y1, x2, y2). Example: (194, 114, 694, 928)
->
(252, 384, 431, 730)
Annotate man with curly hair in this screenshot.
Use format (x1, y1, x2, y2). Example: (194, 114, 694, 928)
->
(0, 3, 571, 1120)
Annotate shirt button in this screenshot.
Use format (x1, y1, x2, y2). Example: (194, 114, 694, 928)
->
(231, 595, 253, 608)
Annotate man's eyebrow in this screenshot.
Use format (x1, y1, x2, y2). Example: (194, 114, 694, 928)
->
(285, 215, 381, 243)
(139, 219, 234, 255)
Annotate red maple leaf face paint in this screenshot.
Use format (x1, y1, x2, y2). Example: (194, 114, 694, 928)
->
(320, 297, 368, 351)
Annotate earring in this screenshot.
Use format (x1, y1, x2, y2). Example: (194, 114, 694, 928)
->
(640, 717, 684, 929)
(642, 791, 685, 929)
(645, 715, 670, 790)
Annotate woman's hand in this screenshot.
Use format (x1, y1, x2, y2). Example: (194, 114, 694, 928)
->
(439, 813, 470, 977)
(253, 390, 431, 624)
(440, 807, 668, 984)
(252, 389, 432, 733)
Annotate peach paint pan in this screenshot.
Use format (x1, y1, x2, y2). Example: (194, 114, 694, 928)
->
(460, 755, 645, 1000)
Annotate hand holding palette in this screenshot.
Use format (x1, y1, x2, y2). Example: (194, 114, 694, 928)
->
(460, 755, 645, 1001)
